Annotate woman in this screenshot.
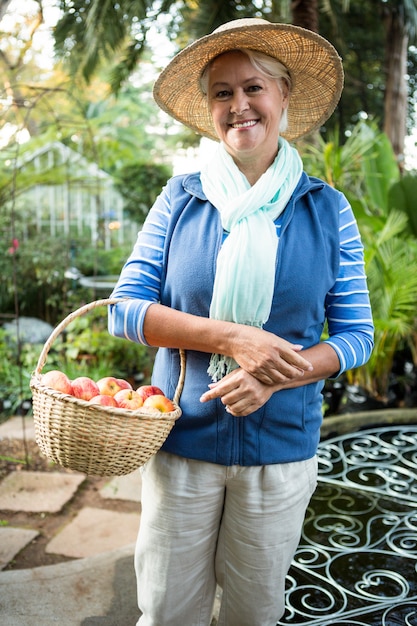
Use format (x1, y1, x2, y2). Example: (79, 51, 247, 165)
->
(109, 18, 374, 626)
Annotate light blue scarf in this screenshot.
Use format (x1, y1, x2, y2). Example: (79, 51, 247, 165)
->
(200, 137, 303, 381)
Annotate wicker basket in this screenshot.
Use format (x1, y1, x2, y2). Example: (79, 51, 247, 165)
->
(30, 298, 184, 476)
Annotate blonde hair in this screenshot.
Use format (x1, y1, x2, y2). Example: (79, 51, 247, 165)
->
(200, 48, 291, 132)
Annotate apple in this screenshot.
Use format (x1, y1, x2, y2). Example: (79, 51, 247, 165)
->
(143, 394, 175, 413)
(116, 377, 132, 389)
(136, 385, 165, 401)
(41, 370, 73, 394)
(89, 394, 118, 407)
(114, 388, 144, 410)
(72, 376, 100, 401)
(139, 406, 161, 414)
(97, 376, 132, 396)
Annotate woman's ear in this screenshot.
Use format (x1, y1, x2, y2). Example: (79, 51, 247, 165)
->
(281, 79, 290, 106)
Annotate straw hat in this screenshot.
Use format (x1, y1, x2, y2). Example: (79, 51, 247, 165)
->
(153, 18, 344, 142)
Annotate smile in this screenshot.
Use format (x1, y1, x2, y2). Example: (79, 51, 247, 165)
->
(230, 120, 258, 129)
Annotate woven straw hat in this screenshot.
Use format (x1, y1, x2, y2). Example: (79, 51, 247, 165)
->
(153, 18, 344, 142)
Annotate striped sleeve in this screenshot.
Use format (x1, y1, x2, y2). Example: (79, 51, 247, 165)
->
(323, 198, 374, 375)
(108, 186, 170, 345)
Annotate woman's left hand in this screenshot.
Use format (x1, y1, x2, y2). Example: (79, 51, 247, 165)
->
(200, 368, 277, 416)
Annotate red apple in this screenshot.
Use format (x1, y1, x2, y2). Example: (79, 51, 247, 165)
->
(41, 370, 73, 394)
(72, 376, 100, 401)
(114, 388, 144, 410)
(89, 394, 118, 407)
(136, 385, 165, 401)
(97, 376, 132, 396)
(116, 378, 132, 389)
(143, 394, 175, 413)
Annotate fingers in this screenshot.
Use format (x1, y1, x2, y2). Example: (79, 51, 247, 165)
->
(248, 357, 312, 386)
(200, 370, 273, 417)
(200, 387, 255, 417)
(232, 330, 313, 385)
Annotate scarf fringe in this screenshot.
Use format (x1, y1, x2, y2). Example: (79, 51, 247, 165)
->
(207, 354, 239, 382)
(208, 320, 264, 381)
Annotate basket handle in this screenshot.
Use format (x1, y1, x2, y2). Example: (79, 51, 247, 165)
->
(34, 298, 186, 404)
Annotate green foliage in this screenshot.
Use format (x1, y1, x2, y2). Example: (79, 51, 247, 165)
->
(80, 83, 164, 173)
(359, 126, 400, 212)
(319, 0, 386, 133)
(300, 122, 378, 191)
(0, 329, 37, 417)
(54, 0, 151, 85)
(175, 0, 262, 45)
(388, 174, 417, 238)
(1, 233, 72, 323)
(74, 243, 134, 278)
(115, 161, 172, 220)
(46, 307, 154, 383)
(354, 211, 417, 398)
(0, 227, 134, 324)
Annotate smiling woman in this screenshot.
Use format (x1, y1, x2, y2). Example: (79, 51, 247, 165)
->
(108, 17, 374, 626)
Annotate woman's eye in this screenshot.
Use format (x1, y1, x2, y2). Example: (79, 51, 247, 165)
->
(247, 85, 262, 93)
(215, 90, 231, 99)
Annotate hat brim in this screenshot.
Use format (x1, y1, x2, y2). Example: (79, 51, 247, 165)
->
(153, 21, 344, 142)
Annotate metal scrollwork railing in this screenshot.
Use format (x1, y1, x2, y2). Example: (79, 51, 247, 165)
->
(279, 426, 417, 625)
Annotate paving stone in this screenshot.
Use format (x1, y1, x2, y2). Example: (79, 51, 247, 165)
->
(0, 471, 85, 513)
(46, 506, 140, 558)
(0, 416, 35, 440)
(100, 467, 142, 502)
(0, 544, 139, 625)
(0, 527, 39, 570)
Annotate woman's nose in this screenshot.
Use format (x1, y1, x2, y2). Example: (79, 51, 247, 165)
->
(230, 91, 249, 115)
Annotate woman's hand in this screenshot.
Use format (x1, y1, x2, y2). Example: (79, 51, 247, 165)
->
(230, 325, 313, 385)
(200, 368, 278, 416)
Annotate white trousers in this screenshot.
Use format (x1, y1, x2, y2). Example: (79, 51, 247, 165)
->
(135, 451, 318, 626)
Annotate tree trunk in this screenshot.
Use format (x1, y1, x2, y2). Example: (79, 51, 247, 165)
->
(291, 0, 318, 32)
(291, 0, 320, 146)
(383, 8, 408, 167)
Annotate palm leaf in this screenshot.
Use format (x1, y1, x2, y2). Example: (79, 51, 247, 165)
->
(388, 174, 417, 238)
(357, 232, 417, 398)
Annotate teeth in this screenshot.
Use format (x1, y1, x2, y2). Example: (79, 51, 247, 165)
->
(231, 120, 257, 129)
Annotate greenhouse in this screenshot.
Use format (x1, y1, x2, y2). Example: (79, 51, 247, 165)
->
(13, 141, 138, 250)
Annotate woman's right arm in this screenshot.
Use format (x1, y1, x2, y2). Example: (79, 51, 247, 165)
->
(142, 302, 313, 384)
(109, 183, 312, 385)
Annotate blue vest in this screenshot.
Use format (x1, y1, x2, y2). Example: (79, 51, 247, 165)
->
(152, 172, 341, 465)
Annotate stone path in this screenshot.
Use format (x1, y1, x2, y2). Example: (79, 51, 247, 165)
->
(0, 416, 142, 570)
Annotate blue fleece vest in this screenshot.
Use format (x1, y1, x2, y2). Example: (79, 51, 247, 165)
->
(152, 172, 340, 465)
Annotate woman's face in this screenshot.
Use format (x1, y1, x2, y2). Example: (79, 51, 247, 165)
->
(207, 51, 289, 168)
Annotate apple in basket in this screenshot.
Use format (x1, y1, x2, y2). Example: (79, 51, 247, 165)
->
(41, 370, 73, 395)
(114, 388, 144, 410)
(143, 394, 176, 413)
(96, 376, 132, 397)
(72, 376, 100, 401)
(89, 394, 118, 407)
(136, 384, 165, 402)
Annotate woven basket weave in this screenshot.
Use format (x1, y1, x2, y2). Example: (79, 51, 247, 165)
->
(30, 299, 184, 476)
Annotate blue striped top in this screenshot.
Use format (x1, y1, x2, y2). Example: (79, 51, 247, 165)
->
(110, 179, 374, 377)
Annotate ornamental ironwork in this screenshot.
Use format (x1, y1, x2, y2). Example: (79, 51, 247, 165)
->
(279, 426, 417, 625)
